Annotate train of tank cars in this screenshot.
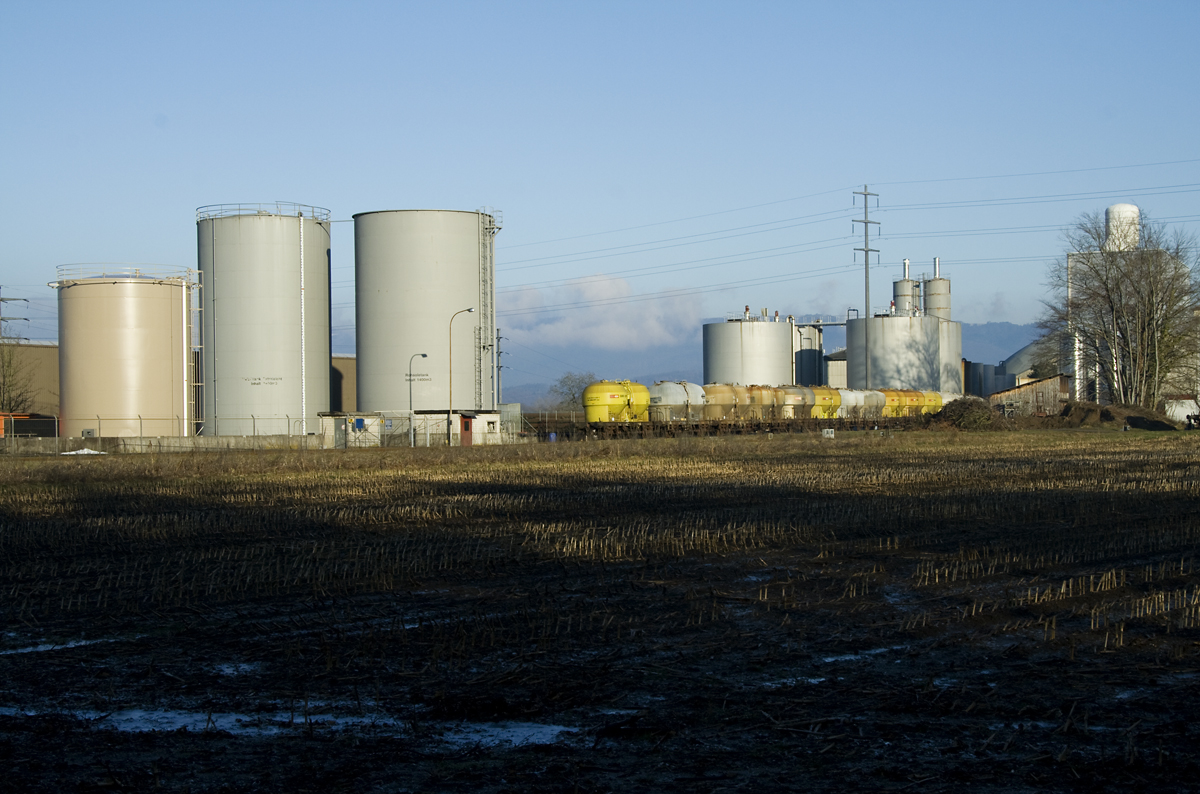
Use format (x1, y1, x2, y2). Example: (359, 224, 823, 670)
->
(579, 380, 962, 437)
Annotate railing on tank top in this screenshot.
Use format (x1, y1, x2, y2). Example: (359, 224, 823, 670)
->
(195, 203, 331, 222)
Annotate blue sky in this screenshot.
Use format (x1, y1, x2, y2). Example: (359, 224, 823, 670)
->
(2, 2, 1198, 388)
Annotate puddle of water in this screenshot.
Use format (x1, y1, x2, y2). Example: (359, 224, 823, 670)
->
(0, 705, 575, 746)
(763, 676, 826, 689)
(0, 636, 141, 656)
(437, 721, 576, 747)
(820, 644, 908, 663)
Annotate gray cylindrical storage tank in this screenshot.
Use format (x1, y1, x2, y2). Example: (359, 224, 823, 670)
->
(846, 315, 943, 391)
(794, 324, 825, 386)
(703, 318, 794, 386)
(893, 279, 917, 314)
(939, 319, 963, 392)
(924, 278, 951, 321)
(53, 266, 195, 438)
(354, 210, 498, 414)
(196, 203, 331, 436)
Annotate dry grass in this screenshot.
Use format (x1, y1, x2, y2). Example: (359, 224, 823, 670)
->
(6, 431, 1200, 791)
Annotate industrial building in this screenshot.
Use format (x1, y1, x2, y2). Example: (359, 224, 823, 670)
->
(701, 260, 962, 396)
(196, 203, 331, 437)
(846, 258, 963, 393)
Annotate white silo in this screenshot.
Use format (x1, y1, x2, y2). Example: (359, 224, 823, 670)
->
(52, 266, 196, 438)
(923, 257, 951, 321)
(196, 203, 331, 436)
(1103, 203, 1140, 251)
(893, 259, 917, 315)
(703, 308, 795, 386)
(353, 210, 499, 414)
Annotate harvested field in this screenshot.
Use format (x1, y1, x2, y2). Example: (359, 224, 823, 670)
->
(2, 431, 1200, 791)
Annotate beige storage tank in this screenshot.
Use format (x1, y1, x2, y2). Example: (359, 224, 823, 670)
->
(53, 266, 195, 438)
(702, 383, 738, 420)
(745, 385, 776, 419)
(777, 386, 814, 419)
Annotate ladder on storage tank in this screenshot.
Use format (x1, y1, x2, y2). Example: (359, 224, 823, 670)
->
(477, 210, 500, 409)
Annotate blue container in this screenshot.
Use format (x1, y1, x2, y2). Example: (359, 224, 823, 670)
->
(547, 432, 557, 442)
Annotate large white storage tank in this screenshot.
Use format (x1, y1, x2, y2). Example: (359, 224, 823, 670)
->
(196, 203, 331, 436)
(53, 266, 195, 438)
(354, 210, 499, 414)
(703, 311, 794, 386)
(939, 319, 963, 392)
(847, 315, 944, 391)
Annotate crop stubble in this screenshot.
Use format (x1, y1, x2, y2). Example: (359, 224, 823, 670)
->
(2, 432, 1200, 792)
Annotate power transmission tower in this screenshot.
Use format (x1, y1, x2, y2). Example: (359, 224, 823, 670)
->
(0, 286, 29, 336)
(853, 186, 879, 389)
(0, 286, 31, 414)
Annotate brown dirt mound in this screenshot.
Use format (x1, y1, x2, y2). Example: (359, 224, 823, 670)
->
(1055, 401, 1179, 430)
(1018, 401, 1180, 430)
(934, 396, 1014, 431)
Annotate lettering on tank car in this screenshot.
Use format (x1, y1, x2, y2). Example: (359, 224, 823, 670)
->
(242, 377, 282, 387)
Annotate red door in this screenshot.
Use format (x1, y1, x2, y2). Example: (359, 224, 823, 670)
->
(460, 416, 473, 447)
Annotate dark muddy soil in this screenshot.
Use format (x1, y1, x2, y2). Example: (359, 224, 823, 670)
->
(2, 436, 1200, 792)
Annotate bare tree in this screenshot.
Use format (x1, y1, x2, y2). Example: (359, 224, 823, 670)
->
(0, 336, 34, 414)
(1038, 210, 1199, 408)
(547, 371, 598, 410)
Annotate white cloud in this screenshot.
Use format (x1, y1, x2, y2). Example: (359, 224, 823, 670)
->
(499, 275, 703, 350)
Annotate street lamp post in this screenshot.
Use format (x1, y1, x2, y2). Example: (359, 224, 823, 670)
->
(448, 307, 475, 446)
(408, 352, 427, 447)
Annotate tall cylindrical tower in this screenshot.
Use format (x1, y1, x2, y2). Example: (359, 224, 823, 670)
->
(923, 258, 951, 321)
(196, 203, 331, 436)
(353, 210, 498, 413)
(53, 266, 195, 438)
(1104, 203, 1140, 251)
(893, 258, 917, 315)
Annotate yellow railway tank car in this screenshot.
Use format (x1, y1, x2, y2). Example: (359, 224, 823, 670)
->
(583, 380, 650, 422)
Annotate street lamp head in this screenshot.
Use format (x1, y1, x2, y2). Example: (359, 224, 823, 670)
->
(467, 307, 475, 313)
(419, 353, 427, 358)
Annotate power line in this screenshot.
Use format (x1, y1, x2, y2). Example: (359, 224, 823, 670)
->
(497, 262, 861, 318)
(498, 239, 851, 294)
(501, 186, 857, 249)
(497, 211, 854, 272)
(502, 337, 584, 370)
(874, 157, 1200, 187)
(878, 183, 1200, 213)
(497, 208, 852, 267)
